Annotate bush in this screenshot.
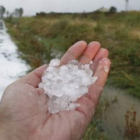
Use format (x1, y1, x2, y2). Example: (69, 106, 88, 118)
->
(109, 6, 117, 13)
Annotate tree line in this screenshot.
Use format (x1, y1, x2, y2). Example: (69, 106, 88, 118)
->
(0, 5, 23, 18)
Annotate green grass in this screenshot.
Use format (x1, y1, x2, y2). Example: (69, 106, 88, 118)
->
(5, 12, 140, 98)
(4, 12, 140, 140)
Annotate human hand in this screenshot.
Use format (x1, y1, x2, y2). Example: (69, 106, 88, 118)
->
(0, 41, 111, 140)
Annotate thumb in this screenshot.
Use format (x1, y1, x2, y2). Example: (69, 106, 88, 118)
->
(19, 64, 47, 88)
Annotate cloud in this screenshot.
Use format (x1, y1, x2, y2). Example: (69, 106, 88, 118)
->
(0, 0, 140, 15)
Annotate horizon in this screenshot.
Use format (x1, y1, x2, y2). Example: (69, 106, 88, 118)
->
(0, 0, 140, 16)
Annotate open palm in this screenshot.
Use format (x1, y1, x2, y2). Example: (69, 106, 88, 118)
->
(0, 41, 111, 140)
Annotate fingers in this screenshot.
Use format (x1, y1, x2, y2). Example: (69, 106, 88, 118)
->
(76, 58, 111, 122)
(90, 48, 109, 73)
(76, 96, 95, 123)
(19, 64, 47, 87)
(87, 58, 111, 106)
(19, 41, 87, 87)
(60, 41, 87, 65)
(80, 41, 100, 64)
(75, 58, 111, 124)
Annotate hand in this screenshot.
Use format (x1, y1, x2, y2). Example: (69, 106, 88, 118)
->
(0, 41, 111, 140)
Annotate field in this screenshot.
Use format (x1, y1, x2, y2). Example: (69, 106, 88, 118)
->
(5, 11, 140, 139)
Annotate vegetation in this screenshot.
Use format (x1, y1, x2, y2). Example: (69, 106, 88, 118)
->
(4, 11, 140, 140)
(124, 108, 140, 139)
(83, 95, 119, 140)
(14, 8, 24, 17)
(109, 6, 117, 13)
(5, 12, 140, 98)
(0, 5, 23, 18)
(0, 5, 6, 18)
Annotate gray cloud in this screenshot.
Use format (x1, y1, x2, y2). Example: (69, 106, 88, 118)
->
(0, 0, 140, 15)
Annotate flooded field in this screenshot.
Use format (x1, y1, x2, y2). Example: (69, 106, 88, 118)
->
(103, 86, 140, 140)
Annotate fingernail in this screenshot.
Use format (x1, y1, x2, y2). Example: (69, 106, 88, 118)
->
(99, 58, 110, 73)
(104, 66, 109, 72)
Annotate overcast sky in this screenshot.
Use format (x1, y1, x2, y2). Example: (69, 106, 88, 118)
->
(0, 0, 140, 16)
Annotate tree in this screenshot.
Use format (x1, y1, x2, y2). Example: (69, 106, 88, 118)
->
(6, 11, 9, 17)
(14, 8, 20, 17)
(109, 6, 117, 13)
(0, 5, 6, 18)
(14, 8, 24, 17)
(19, 8, 23, 17)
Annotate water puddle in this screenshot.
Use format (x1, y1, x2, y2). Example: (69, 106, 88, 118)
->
(102, 86, 140, 139)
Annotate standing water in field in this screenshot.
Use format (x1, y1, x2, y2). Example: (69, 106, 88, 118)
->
(102, 86, 140, 140)
(0, 20, 29, 99)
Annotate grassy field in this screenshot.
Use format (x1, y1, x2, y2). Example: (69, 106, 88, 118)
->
(5, 12, 140, 98)
(5, 12, 140, 139)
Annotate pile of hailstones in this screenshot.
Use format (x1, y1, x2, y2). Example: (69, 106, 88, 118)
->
(39, 59, 97, 113)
